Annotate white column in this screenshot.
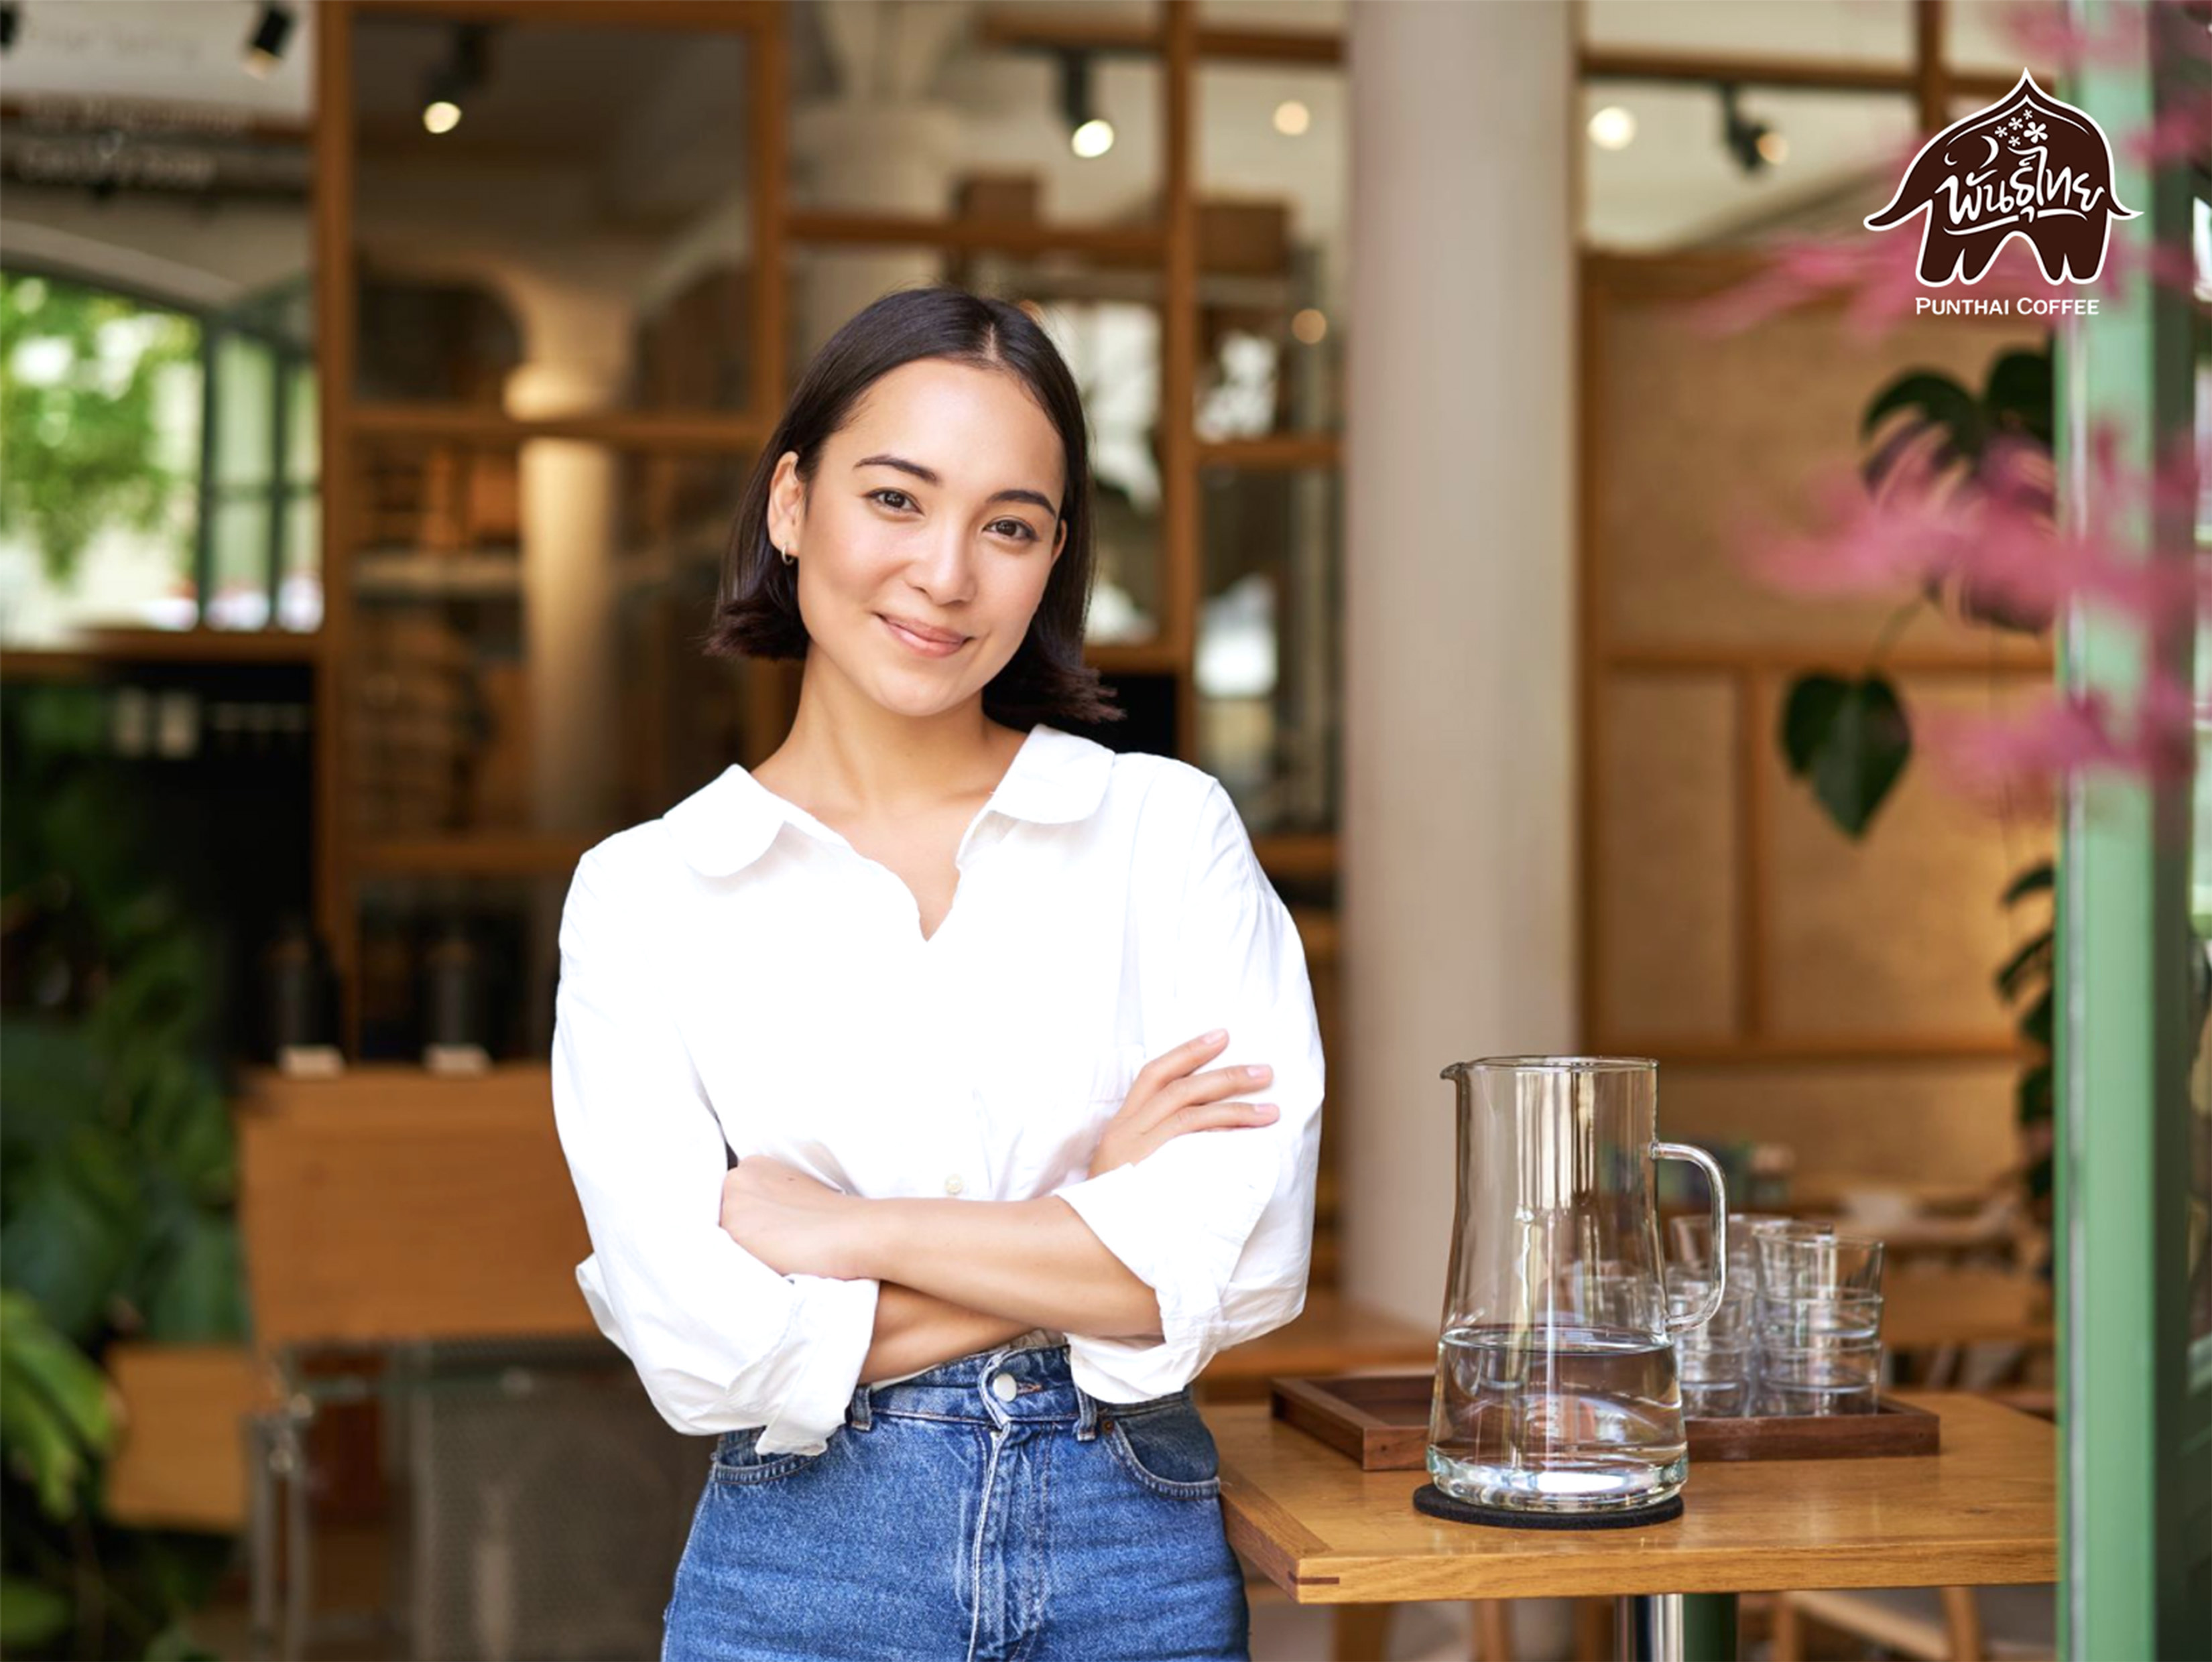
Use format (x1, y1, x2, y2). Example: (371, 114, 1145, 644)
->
(789, 1, 971, 361)
(1340, 2, 1578, 1332)
(505, 332, 625, 836)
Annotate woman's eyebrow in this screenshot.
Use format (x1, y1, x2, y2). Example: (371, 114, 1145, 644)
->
(853, 453, 1058, 517)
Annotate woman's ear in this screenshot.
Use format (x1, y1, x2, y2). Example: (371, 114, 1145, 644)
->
(767, 451, 804, 554)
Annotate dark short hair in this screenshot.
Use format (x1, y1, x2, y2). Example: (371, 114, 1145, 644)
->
(703, 285, 1123, 730)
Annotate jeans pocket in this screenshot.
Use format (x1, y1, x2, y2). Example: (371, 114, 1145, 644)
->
(708, 1425, 820, 1488)
(1100, 1392, 1223, 1500)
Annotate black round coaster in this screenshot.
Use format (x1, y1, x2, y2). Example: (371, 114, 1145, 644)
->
(1411, 1483, 1684, 1531)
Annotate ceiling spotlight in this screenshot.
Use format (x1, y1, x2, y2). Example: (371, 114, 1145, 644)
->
(1058, 50, 1113, 159)
(1587, 105, 1636, 150)
(422, 23, 491, 137)
(1290, 308, 1327, 345)
(1274, 100, 1310, 137)
(242, 3, 293, 78)
(1718, 83, 1781, 176)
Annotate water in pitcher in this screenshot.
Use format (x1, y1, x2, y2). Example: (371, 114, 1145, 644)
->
(1428, 1324, 1688, 1510)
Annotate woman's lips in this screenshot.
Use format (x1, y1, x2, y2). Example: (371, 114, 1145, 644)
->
(878, 613, 970, 657)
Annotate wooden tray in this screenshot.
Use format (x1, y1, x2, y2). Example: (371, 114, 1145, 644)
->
(1270, 1371, 1941, 1468)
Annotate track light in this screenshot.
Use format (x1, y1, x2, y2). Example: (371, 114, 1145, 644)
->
(422, 23, 491, 136)
(1718, 83, 1783, 175)
(1058, 50, 1113, 159)
(242, 3, 293, 78)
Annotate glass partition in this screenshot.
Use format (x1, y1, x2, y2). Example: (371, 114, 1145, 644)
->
(1196, 465, 1339, 835)
(1196, 60, 1345, 438)
(349, 439, 759, 842)
(348, 10, 757, 418)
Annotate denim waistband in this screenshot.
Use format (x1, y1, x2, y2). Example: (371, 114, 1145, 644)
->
(843, 1333, 1190, 1441)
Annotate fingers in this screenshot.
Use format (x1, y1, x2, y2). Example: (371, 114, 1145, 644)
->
(1115, 1093, 1279, 1173)
(1164, 1098, 1280, 1140)
(1140, 1058, 1273, 1129)
(1132, 1028, 1231, 1094)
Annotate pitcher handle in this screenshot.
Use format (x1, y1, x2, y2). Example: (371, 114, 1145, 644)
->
(1654, 1141, 1728, 1332)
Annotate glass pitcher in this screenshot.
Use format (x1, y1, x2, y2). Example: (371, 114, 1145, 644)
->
(1428, 1056, 1727, 1514)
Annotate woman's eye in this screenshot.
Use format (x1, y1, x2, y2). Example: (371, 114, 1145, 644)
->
(989, 519, 1038, 542)
(869, 488, 915, 511)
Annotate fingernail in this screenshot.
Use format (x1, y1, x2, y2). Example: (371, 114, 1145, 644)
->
(1203, 1028, 1227, 1043)
(1255, 1103, 1278, 1116)
(1245, 1064, 1270, 1078)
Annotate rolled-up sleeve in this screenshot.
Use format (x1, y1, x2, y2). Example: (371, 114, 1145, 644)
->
(1053, 779, 1325, 1400)
(552, 846, 879, 1455)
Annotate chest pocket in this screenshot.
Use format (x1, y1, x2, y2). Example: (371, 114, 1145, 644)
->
(977, 1037, 1150, 1192)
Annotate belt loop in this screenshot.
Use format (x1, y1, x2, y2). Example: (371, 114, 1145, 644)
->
(1074, 1386, 1100, 1442)
(846, 1381, 873, 1432)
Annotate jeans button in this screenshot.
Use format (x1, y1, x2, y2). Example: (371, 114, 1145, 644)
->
(991, 1371, 1018, 1402)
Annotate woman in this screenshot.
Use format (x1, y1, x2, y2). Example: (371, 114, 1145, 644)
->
(550, 285, 1326, 1662)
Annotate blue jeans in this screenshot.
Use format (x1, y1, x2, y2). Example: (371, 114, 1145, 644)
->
(660, 1334, 1251, 1661)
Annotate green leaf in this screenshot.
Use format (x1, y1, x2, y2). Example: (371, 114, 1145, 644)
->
(2020, 987, 2054, 1051)
(2016, 1064, 2054, 1127)
(0, 1152, 139, 1342)
(0, 1574, 73, 1649)
(145, 1617, 223, 1662)
(1994, 930, 2054, 1004)
(2002, 860, 2055, 907)
(138, 1214, 249, 1344)
(1983, 348, 2054, 446)
(1780, 674, 1912, 838)
(1, 1290, 119, 1453)
(1861, 369, 1985, 461)
(1780, 675, 1851, 777)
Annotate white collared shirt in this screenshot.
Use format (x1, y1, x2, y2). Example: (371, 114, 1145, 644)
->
(550, 721, 1325, 1455)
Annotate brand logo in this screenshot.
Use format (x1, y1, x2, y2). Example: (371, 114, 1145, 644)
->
(1865, 70, 2136, 286)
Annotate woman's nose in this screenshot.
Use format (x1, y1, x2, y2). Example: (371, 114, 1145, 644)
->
(910, 522, 977, 603)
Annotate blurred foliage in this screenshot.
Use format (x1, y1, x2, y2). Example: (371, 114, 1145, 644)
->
(1, 683, 245, 1660)
(1781, 348, 2059, 1241)
(0, 270, 199, 584)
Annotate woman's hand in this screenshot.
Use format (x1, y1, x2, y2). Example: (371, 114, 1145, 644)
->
(1087, 1030, 1278, 1181)
(720, 1154, 869, 1279)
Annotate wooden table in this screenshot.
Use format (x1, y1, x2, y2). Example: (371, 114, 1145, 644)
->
(1207, 1391, 2056, 1661)
(1199, 1286, 1439, 1403)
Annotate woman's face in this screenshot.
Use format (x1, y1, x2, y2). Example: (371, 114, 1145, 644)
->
(767, 357, 1070, 721)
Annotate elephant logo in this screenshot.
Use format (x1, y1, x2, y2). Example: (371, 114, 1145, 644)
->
(1864, 70, 2136, 286)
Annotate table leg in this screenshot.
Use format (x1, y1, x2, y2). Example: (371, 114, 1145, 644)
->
(1614, 1593, 1737, 1662)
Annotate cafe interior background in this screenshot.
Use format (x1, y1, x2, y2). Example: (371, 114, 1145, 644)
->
(0, 0, 2203, 1658)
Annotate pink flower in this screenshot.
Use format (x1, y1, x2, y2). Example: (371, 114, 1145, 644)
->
(1995, 2, 2160, 72)
(1741, 425, 2206, 634)
(1921, 676, 2201, 806)
(1685, 235, 2067, 341)
(2124, 90, 2212, 166)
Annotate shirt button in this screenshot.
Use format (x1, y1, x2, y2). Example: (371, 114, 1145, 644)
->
(943, 1173, 965, 1196)
(991, 1372, 1018, 1402)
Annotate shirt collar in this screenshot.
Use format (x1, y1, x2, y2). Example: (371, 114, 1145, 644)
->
(661, 722, 1116, 879)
